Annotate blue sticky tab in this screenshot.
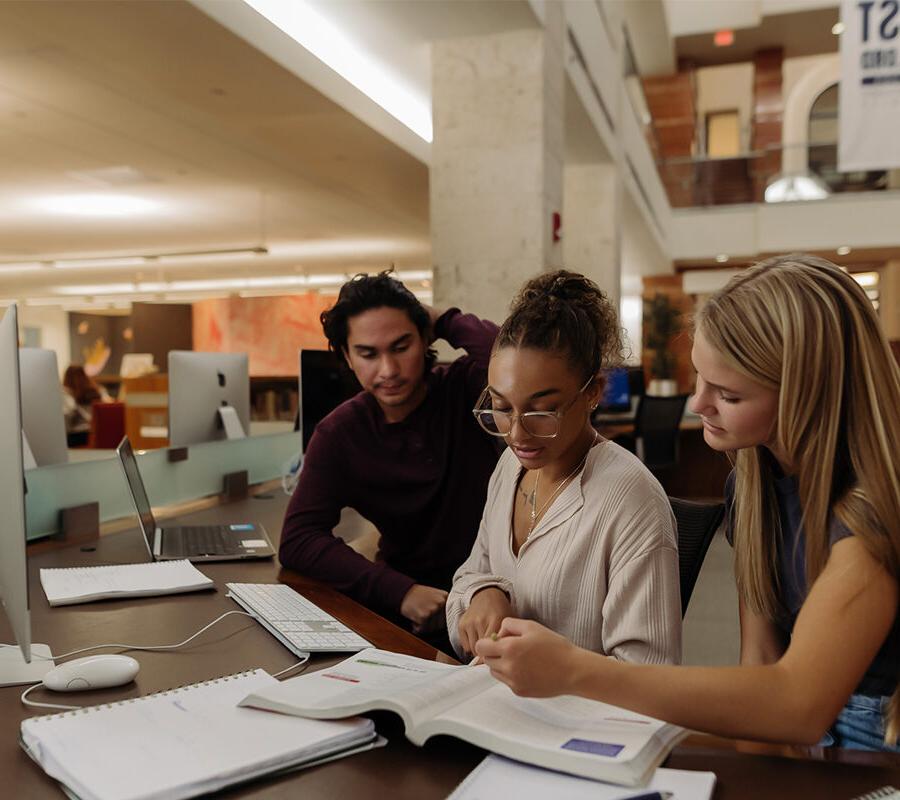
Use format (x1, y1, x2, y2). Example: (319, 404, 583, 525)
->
(229, 524, 255, 531)
(561, 739, 624, 757)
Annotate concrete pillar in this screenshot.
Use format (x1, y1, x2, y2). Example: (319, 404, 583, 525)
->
(562, 162, 620, 309)
(430, 6, 565, 324)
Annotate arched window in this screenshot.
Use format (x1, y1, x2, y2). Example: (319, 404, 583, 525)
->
(807, 83, 886, 191)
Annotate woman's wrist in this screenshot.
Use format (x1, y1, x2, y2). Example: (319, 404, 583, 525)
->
(566, 644, 606, 699)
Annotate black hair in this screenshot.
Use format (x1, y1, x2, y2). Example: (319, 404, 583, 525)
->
(320, 270, 437, 371)
(495, 270, 623, 381)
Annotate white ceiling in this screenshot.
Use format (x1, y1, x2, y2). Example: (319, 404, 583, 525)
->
(0, 0, 433, 306)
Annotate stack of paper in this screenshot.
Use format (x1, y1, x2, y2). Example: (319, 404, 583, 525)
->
(39, 560, 214, 606)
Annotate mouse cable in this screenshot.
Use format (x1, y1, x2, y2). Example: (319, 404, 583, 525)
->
(21, 683, 79, 711)
(11, 610, 313, 710)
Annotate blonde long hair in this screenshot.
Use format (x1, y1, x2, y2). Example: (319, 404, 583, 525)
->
(697, 254, 900, 743)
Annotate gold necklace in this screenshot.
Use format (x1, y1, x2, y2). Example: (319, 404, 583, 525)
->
(528, 433, 598, 532)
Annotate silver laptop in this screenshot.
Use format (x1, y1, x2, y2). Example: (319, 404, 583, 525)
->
(116, 437, 275, 562)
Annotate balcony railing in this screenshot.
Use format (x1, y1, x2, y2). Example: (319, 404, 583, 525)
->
(656, 142, 894, 208)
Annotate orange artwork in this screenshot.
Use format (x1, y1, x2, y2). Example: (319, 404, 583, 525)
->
(192, 294, 335, 376)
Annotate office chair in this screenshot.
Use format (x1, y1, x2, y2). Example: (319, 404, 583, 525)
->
(669, 496, 725, 617)
(615, 393, 689, 472)
(88, 401, 126, 449)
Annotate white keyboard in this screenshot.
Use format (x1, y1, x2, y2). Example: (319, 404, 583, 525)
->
(226, 582, 372, 655)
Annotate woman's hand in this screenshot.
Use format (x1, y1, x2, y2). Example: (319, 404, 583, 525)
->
(457, 587, 513, 657)
(474, 617, 586, 697)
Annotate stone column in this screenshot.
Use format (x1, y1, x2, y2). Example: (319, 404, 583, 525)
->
(430, 7, 565, 324)
(562, 162, 620, 309)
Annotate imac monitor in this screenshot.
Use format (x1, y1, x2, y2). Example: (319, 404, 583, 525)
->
(599, 367, 631, 413)
(0, 305, 53, 684)
(168, 352, 250, 447)
(19, 347, 68, 467)
(297, 350, 361, 452)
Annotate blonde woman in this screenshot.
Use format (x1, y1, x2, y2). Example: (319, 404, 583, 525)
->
(476, 254, 900, 751)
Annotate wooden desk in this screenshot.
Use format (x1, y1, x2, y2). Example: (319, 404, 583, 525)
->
(4, 494, 900, 798)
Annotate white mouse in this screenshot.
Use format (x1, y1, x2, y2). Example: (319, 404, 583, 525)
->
(42, 655, 140, 692)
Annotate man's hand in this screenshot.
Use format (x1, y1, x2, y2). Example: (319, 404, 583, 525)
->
(456, 587, 512, 657)
(400, 584, 448, 632)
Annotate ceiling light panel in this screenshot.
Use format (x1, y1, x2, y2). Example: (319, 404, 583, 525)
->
(243, 0, 432, 142)
(25, 194, 164, 217)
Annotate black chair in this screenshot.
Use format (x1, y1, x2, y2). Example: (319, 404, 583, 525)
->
(669, 496, 725, 617)
(615, 393, 689, 472)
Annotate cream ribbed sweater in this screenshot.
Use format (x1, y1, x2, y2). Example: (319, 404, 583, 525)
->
(446, 440, 682, 664)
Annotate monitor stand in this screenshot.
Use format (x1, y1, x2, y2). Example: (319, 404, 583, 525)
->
(217, 406, 246, 440)
(0, 643, 54, 687)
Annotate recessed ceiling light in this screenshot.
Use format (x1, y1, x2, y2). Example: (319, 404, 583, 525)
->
(837, 245, 851, 255)
(715, 254, 729, 263)
(832, 22, 846, 35)
(27, 194, 162, 217)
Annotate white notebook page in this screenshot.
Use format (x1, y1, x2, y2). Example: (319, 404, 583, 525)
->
(21, 670, 373, 800)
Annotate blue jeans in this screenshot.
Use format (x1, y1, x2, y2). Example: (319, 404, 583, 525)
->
(820, 694, 900, 752)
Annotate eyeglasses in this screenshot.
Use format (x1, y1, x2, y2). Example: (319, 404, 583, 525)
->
(472, 377, 594, 439)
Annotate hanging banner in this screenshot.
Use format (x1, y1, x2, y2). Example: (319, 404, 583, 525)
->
(839, 0, 900, 171)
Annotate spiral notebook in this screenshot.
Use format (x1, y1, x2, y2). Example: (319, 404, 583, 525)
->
(20, 669, 378, 800)
(39, 560, 214, 607)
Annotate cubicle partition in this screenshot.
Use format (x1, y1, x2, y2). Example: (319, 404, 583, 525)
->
(23, 432, 301, 541)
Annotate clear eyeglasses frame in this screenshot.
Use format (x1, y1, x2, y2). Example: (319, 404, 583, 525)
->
(471, 377, 594, 439)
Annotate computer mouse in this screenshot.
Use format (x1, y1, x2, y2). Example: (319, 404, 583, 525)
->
(42, 655, 140, 692)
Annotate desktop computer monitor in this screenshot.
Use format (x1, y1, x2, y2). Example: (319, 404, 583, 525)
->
(19, 348, 68, 467)
(599, 367, 631, 413)
(0, 305, 53, 684)
(168, 351, 251, 447)
(297, 349, 361, 452)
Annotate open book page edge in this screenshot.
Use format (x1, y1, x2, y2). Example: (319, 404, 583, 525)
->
(240, 649, 479, 732)
(412, 689, 688, 787)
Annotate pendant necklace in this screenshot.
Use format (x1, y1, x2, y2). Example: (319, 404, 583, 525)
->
(528, 432, 598, 533)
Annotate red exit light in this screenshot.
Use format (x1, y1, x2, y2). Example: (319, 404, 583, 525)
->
(714, 29, 734, 47)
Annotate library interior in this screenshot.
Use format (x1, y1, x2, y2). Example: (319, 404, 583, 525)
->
(2, 1, 900, 798)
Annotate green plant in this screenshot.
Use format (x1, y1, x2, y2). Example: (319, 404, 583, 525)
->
(643, 293, 680, 380)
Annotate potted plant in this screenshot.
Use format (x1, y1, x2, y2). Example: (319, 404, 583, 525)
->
(643, 293, 680, 396)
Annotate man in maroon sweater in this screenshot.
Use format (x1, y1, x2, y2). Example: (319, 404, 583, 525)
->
(280, 272, 499, 642)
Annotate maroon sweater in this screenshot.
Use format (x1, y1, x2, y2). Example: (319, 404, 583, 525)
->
(279, 309, 500, 617)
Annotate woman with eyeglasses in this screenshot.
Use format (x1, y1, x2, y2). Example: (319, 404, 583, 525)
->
(445, 270, 682, 663)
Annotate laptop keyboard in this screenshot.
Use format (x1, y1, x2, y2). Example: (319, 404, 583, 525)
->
(169, 526, 246, 556)
(226, 582, 372, 654)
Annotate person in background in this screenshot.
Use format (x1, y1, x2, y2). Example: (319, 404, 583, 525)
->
(62, 364, 110, 447)
(476, 255, 900, 752)
(279, 271, 499, 652)
(447, 270, 681, 664)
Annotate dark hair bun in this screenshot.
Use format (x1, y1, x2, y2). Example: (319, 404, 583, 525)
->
(497, 269, 623, 380)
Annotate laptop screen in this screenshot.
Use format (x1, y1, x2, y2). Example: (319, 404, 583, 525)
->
(116, 437, 157, 555)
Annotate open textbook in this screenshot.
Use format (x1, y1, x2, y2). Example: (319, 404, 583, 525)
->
(240, 648, 687, 787)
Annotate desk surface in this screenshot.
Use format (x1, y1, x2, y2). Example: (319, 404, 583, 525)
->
(5, 491, 900, 799)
